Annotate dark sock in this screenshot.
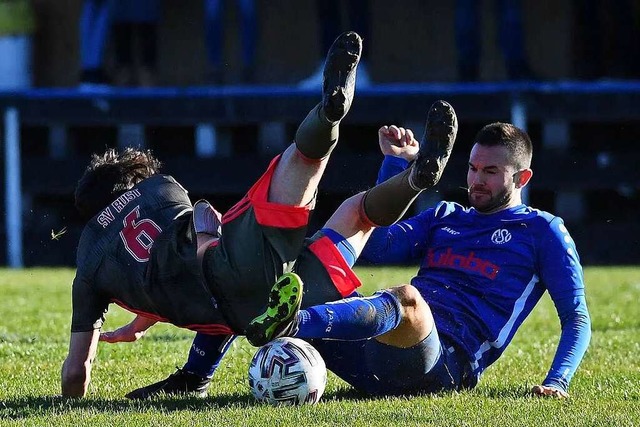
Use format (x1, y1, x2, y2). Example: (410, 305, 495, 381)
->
(294, 103, 339, 159)
(184, 333, 235, 378)
(361, 169, 421, 226)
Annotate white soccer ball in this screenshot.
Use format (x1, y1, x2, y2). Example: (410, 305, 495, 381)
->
(248, 337, 327, 405)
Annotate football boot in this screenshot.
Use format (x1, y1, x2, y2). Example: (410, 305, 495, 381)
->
(409, 100, 458, 190)
(322, 31, 362, 122)
(245, 273, 303, 347)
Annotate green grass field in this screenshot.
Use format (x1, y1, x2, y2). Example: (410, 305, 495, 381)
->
(0, 266, 639, 426)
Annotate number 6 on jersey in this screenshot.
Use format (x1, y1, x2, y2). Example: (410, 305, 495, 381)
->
(120, 206, 162, 262)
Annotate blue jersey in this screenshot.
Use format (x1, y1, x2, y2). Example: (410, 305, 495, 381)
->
(363, 156, 591, 391)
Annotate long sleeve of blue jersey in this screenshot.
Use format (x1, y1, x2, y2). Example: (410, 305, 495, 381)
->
(537, 217, 592, 392)
(542, 293, 591, 392)
(376, 155, 409, 185)
(362, 209, 433, 264)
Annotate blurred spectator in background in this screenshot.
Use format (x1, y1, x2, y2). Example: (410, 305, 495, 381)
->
(204, 0, 257, 84)
(573, 0, 640, 80)
(299, 0, 372, 88)
(78, 0, 114, 86)
(455, 0, 535, 81)
(112, 0, 160, 87)
(0, 0, 35, 89)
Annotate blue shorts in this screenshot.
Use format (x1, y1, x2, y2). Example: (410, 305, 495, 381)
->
(310, 327, 472, 396)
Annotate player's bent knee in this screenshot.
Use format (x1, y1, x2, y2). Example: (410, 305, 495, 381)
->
(389, 284, 422, 309)
(388, 284, 433, 324)
(376, 285, 434, 348)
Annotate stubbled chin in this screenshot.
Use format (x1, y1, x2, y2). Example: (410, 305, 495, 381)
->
(469, 192, 489, 201)
(469, 193, 491, 210)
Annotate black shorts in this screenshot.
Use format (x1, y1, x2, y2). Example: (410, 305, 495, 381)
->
(202, 155, 362, 332)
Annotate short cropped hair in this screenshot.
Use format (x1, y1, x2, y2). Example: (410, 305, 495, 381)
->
(474, 122, 533, 170)
(75, 148, 161, 220)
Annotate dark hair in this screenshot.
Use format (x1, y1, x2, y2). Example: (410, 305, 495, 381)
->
(474, 122, 532, 170)
(74, 148, 162, 220)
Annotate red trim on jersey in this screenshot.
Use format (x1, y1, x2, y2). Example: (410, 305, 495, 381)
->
(222, 154, 311, 228)
(111, 299, 234, 336)
(186, 324, 235, 335)
(308, 236, 362, 297)
(222, 195, 250, 224)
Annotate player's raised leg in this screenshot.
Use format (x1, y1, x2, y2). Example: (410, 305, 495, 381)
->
(268, 31, 362, 206)
(246, 101, 458, 347)
(123, 32, 362, 400)
(323, 99, 458, 258)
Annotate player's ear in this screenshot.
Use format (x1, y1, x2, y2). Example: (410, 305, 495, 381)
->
(513, 169, 533, 188)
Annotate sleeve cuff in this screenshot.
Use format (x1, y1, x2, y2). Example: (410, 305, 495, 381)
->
(377, 155, 410, 184)
(542, 378, 569, 393)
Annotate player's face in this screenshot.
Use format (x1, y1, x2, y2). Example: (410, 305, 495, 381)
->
(467, 144, 520, 213)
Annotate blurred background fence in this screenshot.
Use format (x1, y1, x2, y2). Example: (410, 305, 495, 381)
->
(2, 0, 640, 266)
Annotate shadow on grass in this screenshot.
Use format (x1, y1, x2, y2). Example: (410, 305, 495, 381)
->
(1, 387, 390, 420)
(323, 386, 466, 402)
(2, 386, 525, 420)
(0, 392, 257, 420)
(326, 384, 548, 402)
(323, 387, 372, 402)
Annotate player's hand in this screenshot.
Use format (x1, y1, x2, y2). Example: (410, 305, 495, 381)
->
(100, 315, 157, 343)
(531, 384, 569, 399)
(100, 323, 147, 343)
(378, 125, 419, 161)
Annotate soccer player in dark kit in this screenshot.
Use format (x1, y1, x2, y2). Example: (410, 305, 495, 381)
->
(61, 31, 459, 397)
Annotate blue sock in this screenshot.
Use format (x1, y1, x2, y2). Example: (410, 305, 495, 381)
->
(294, 291, 402, 340)
(184, 333, 235, 378)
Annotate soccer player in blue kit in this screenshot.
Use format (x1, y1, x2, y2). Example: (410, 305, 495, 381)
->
(247, 121, 591, 398)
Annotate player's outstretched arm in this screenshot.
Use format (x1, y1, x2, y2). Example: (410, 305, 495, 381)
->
(534, 217, 591, 398)
(531, 384, 569, 399)
(61, 330, 100, 397)
(100, 315, 158, 343)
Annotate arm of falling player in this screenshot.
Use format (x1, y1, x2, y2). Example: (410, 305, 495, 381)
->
(99, 315, 158, 343)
